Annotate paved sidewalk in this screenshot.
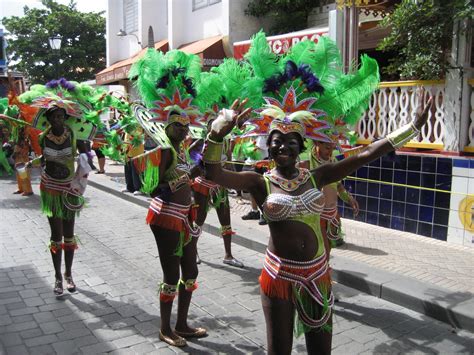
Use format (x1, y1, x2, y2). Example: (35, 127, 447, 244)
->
(1, 173, 474, 354)
(88, 161, 474, 332)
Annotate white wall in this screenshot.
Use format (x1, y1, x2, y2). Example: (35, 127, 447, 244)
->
(168, 0, 228, 49)
(140, 0, 167, 46)
(228, 0, 272, 51)
(107, 0, 143, 65)
(107, 0, 274, 63)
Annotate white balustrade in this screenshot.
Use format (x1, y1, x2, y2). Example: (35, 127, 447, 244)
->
(467, 79, 474, 149)
(356, 80, 446, 148)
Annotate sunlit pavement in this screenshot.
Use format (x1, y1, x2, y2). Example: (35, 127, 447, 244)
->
(1, 173, 474, 354)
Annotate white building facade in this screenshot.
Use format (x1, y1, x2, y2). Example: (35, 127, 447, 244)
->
(98, 0, 271, 88)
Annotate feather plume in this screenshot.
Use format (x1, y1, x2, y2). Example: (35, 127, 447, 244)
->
(195, 72, 224, 111)
(288, 111, 317, 121)
(315, 55, 379, 125)
(130, 49, 166, 108)
(310, 36, 342, 91)
(212, 59, 252, 103)
(244, 31, 280, 80)
(242, 77, 265, 108)
(282, 40, 318, 70)
(261, 105, 286, 119)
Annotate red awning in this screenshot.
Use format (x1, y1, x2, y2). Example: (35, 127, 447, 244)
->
(178, 35, 227, 67)
(233, 28, 328, 60)
(95, 40, 169, 85)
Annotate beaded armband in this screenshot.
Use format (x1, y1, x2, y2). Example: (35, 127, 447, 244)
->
(339, 190, 352, 203)
(386, 123, 420, 149)
(202, 135, 224, 164)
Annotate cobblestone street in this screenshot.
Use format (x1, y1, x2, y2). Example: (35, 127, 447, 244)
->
(1, 175, 474, 354)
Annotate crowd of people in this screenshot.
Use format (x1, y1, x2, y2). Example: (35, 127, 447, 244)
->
(1, 30, 433, 354)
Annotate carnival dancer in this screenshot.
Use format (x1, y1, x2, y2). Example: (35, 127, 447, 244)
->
(193, 64, 250, 266)
(19, 79, 119, 296)
(310, 137, 359, 250)
(191, 112, 244, 268)
(92, 125, 107, 174)
(201, 32, 432, 354)
(13, 127, 33, 196)
(27, 104, 89, 296)
(129, 29, 207, 347)
(0, 101, 21, 176)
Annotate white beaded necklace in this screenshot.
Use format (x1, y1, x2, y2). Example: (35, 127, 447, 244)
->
(264, 168, 311, 192)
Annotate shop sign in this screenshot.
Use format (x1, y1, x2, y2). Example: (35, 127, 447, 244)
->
(233, 28, 328, 60)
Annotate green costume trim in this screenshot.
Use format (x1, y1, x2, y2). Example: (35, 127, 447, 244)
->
(40, 190, 79, 220)
(263, 176, 325, 260)
(0, 148, 13, 176)
(293, 282, 332, 336)
(263, 175, 330, 335)
(339, 189, 352, 204)
(210, 187, 229, 210)
(141, 158, 160, 195)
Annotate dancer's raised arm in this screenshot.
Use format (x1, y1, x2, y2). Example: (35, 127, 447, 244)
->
(203, 99, 264, 193)
(313, 92, 433, 189)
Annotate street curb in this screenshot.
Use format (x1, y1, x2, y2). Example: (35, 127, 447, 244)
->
(88, 178, 474, 333)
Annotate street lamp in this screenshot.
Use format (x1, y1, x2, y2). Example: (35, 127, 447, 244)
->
(48, 35, 62, 78)
(116, 29, 142, 47)
(48, 35, 62, 50)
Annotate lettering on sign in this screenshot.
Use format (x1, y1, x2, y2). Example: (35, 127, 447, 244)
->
(233, 30, 328, 60)
(203, 58, 224, 66)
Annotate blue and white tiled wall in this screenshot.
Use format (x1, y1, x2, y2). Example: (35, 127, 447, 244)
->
(337, 152, 474, 248)
(446, 159, 474, 247)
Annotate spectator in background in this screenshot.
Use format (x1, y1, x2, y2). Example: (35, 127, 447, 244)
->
(12, 128, 33, 196)
(92, 127, 107, 174)
(122, 128, 144, 195)
(240, 136, 269, 225)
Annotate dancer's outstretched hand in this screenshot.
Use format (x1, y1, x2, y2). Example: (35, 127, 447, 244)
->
(350, 197, 359, 217)
(209, 99, 252, 141)
(413, 89, 433, 131)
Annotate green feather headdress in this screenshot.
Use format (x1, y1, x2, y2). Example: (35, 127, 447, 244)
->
(18, 78, 129, 141)
(240, 32, 379, 144)
(129, 28, 204, 145)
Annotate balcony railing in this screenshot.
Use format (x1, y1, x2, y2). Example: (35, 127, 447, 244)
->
(465, 78, 474, 153)
(356, 80, 446, 150)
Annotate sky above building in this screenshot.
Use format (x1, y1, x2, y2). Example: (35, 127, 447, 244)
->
(0, 0, 107, 27)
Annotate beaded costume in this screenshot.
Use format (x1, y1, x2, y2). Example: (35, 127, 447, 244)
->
(259, 168, 333, 333)
(38, 126, 80, 220)
(201, 31, 379, 336)
(310, 153, 344, 245)
(128, 28, 205, 257)
(127, 28, 207, 317)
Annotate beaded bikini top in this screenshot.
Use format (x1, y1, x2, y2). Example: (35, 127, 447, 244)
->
(262, 169, 325, 222)
(42, 129, 75, 165)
